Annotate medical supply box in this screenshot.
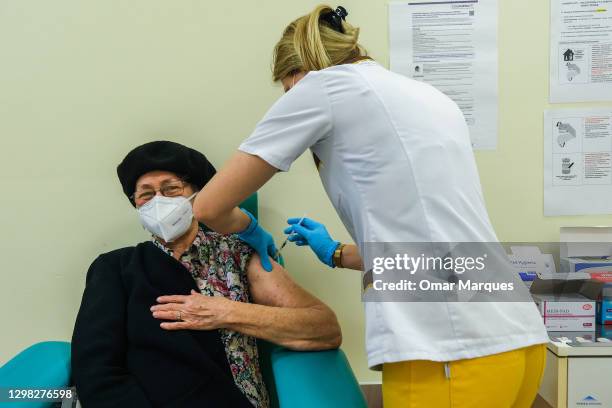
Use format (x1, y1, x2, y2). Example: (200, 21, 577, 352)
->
(598, 283, 612, 325)
(560, 227, 612, 270)
(507, 246, 556, 289)
(531, 273, 596, 331)
(561, 257, 612, 273)
(559, 227, 612, 326)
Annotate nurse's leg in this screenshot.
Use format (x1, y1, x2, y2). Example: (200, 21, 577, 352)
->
(382, 359, 450, 408)
(450, 348, 525, 408)
(510, 344, 547, 408)
(382, 345, 543, 408)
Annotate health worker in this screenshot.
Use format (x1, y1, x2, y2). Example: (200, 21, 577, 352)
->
(193, 5, 549, 407)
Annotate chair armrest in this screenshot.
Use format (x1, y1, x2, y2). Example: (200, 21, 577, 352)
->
(0, 341, 71, 408)
(268, 346, 367, 408)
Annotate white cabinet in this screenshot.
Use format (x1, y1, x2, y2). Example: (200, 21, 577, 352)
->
(539, 340, 612, 407)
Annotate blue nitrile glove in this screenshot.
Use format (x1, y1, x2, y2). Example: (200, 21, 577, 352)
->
(284, 217, 340, 268)
(237, 209, 277, 272)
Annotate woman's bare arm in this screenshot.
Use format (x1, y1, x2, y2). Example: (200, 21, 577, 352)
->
(153, 254, 342, 350)
(226, 254, 342, 350)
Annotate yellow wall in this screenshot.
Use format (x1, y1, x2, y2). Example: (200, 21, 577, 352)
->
(1, 0, 612, 384)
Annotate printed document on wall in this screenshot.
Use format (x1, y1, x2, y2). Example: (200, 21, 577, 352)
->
(550, 0, 612, 103)
(544, 108, 612, 215)
(389, 0, 499, 150)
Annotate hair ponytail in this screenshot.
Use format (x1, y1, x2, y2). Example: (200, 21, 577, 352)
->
(272, 5, 367, 82)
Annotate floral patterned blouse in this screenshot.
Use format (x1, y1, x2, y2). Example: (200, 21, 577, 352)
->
(153, 227, 269, 408)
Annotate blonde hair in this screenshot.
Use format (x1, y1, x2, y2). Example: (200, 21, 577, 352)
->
(272, 5, 367, 82)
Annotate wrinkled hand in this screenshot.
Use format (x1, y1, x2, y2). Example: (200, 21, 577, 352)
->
(151, 290, 234, 330)
(284, 217, 340, 267)
(237, 208, 277, 272)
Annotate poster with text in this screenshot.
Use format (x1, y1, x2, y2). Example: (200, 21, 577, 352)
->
(550, 0, 612, 103)
(545, 108, 612, 215)
(389, 0, 499, 150)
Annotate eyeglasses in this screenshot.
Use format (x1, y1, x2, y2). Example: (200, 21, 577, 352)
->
(131, 179, 188, 204)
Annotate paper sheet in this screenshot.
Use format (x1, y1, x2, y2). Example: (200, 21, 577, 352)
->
(550, 0, 612, 103)
(544, 108, 612, 215)
(389, 0, 499, 150)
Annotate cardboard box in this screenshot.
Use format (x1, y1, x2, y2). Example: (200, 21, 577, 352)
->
(531, 273, 596, 331)
(580, 278, 612, 326)
(559, 227, 612, 326)
(598, 284, 612, 325)
(533, 293, 596, 331)
(590, 272, 612, 283)
(561, 257, 612, 273)
(507, 246, 555, 289)
(560, 226, 612, 273)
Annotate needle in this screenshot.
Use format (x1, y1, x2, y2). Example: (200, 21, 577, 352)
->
(275, 214, 307, 259)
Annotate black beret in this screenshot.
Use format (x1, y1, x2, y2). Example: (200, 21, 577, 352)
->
(117, 141, 216, 204)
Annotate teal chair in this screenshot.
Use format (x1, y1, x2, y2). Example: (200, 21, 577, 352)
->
(0, 341, 71, 408)
(0, 193, 367, 408)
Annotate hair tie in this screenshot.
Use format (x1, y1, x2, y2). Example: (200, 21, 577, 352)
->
(321, 6, 348, 33)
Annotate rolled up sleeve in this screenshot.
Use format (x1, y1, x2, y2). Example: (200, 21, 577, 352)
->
(239, 72, 333, 171)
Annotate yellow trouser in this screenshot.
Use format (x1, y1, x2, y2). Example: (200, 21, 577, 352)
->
(382, 344, 547, 408)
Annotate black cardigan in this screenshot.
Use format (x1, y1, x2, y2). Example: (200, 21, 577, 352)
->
(71, 241, 254, 408)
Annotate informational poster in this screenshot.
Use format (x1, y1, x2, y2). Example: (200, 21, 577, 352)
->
(550, 0, 612, 103)
(389, 0, 499, 150)
(544, 108, 612, 215)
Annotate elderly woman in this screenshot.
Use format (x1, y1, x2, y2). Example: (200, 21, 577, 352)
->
(71, 141, 341, 408)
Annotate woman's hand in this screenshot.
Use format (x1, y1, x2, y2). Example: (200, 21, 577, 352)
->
(237, 208, 277, 272)
(151, 290, 235, 331)
(285, 217, 340, 267)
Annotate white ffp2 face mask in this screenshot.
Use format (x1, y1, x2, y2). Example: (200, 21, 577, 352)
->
(137, 192, 197, 242)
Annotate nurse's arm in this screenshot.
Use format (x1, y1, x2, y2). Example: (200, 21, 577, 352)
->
(193, 152, 278, 233)
(226, 254, 342, 351)
(339, 244, 364, 271)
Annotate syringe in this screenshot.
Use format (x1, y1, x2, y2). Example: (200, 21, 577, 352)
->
(275, 214, 307, 259)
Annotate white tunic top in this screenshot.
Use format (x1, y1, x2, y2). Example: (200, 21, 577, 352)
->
(239, 60, 548, 369)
